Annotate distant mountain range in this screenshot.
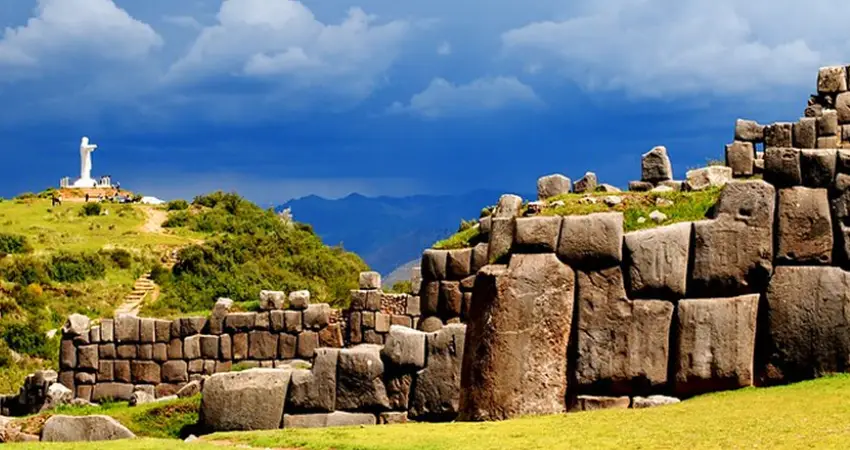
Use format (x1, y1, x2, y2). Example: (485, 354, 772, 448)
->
(279, 190, 528, 278)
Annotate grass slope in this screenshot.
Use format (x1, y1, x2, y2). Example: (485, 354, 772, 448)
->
(9, 375, 850, 449)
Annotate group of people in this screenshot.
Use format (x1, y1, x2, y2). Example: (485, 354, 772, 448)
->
(49, 182, 125, 206)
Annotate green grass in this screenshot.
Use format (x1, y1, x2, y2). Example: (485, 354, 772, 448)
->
(0, 356, 50, 394)
(7, 375, 850, 449)
(433, 225, 480, 250)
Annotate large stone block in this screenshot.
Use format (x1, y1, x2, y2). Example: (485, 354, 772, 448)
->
(77, 345, 98, 370)
(131, 361, 161, 384)
(162, 361, 188, 383)
(179, 317, 207, 336)
(297, 331, 318, 359)
(439, 281, 462, 319)
(249, 331, 278, 360)
(689, 219, 773, 297)
(286, 349, 338, 412)
(41, 415, 135, 442)
(574, 268, 673, 395)
(641, 146, 673, 183)
(725, 141, 754, 177)
(764, 267, 850, 383)
(487, 217, 514, 263)
(818, 109, 840, 136)
(201, 369, 291, 431)
(537, 174, 571, 200)
(735, 119, 764, 143)
(60, 339, 76, 369)
(382, 326, 427, 370)
(776, 187, 832, 265)
(764, 122, 793, 148)
(303, 304, 330, 329)
(793, 118, 817, 149)
(139, 318, 155, 343)
(817, 66, 848, 94)
(674, 295, 758, 397)
(224, 313, 256, 333)
(764, 147, 802, 187)
(289, 290, 311, 310)
(114, 314, 139, 343)
(279, 334, 297, 359)
(837, 92, 850, 124)
(713, 180, 776, 227)
(411, 324, 467, 421)
(574, 172, 598, 194)
(471, 242, 489, 273)
(514, 216, 562, 253)
(336, 345, 390, 411)
(624, 222, 691, 300)
(92, 383, 133, 402)
(200, 335, 220, 360)
(184, 335, 201, 360)
(421, 249, 448, 280)
(113, 361, 131, 383)
(801, 149, 837, 188)
(459, 254, 574, 421)
(494, 194, 523, 218)
(557, 212, 623, 270)
(445, 248, 473, 280)
(259, 291, 285, 311)
(63, 314, 90, 337)
(283, 412, 376, 429)
(685, 166, 732, 191)
(359, 272, 381, 290)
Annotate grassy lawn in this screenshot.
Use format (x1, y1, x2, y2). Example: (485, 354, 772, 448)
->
(8, 375, 850, 449)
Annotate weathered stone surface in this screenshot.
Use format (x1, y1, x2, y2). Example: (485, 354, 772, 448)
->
(224, 313, 256, 333)
(253, 312, 270, 330)
(270, 310, 285, 332)
(725, 141, 754, 177)
(137, 344, 153, 360)
(471, 242, 489, 274)
(674, 295, 758, 397)
(153, 319, 171, 343)
(259, 291, 285, 311)
(289, 290, 311, 310)
(382, 326, 427, 370)
(735, 119, 764, 142)
(837, 92, 850, 124)
(690, 219, 773, 298)
(284, 311, 303, 333)
(176, 380, 201, 398)
(818, 65, 848, 94)
(713, 180, 776, 228)
(411, 324, 466, 421)
(232, 333, 248, 360)
(818, 135, 840, 149)
(776, 187, 832, 265)
(806, 103, 825, 118)
(632, 395, 680, 408)
(359, 272, 382, 290)
(819, 109, 840, 136)
(162, 361, 188, 383)
(319, 323, 344, 348)
(574, 268, 673, 395)
(537, 174, 571, 200)
(421, 249, 448, 280)
(201, 369, 291, 432)
(764, 266, 850, 383)
(113, 361, 131, 383)
(278, 333, 297, 359)
(421, 281, 439, 316)
(248, 331, 277, 360)
(375, 313, 392, 333)
(487, 217, 514, 263)
(800, 149, 837, 188)
(60, 340, 76, 369)
(92, 383, 133, 402)
(597, 183, 622, 193)
(571, 396, 630, 412)
(336, 345, 390, 411)
(685, 166, 732, 191)
(459, 254, 574, 421)
(99, 319, 114, 342)
(557, 212, 623, 270)
(764, 122, 793, 148)
(297, 331, 319, 359)
(446, 248, 473, 280)
(97, 361, 114, 382)
(629, 181, 653, 192)
(514, 216, 561, 253)
(379, 411, 409, 425)
(200, 335, 219, 360)
(283, 412, 376, 429)
(184, 335, 201, 360)
(793, 117, 817, 149)
(439, 281, 462, 319)
(303, 304, 330, 329)
(63, 314, 90, 337)
(75, 372, 96, 384)
(624, 222, 691, 300)
(180, 317, 207, 336)
(42, 383, 74, 411)
(641, 146, 673, 183)
(116, 344, 137, 359)
(574, 172, 598, 194)
(131, 361, 161, 384)
(41, 415, 135, 442)
(114, 315, 139, 343)
(287, 349, 338, 413)
(494, 194, 523, 218)
(138, 318, 155, 343)
(419, 316, 443, 333)
(764, 147, 802, 187)
(99, 344, 116, 360)
(77, 345, 98, 370)
(363, 330, 384, 345)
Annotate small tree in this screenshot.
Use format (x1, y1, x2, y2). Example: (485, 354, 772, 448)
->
(81, 202, 102, 217)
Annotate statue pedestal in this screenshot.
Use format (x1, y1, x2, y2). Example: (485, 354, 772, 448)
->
(70, 178, 97, 189)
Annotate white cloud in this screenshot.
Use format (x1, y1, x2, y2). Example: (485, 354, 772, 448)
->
(389, 76, 542, 119)
(163, 15, 204, 30)
(501, 0, 850, 97)
(437, 41, 451, 56)
(167, 0, 409, 101)
(0, 0, 162, 72)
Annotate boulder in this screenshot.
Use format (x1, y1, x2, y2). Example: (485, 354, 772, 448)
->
(494, 194, 523, 218)
(41, 415, 135, 442)
(571, 396, 630, 412)
(382, 326, 427, 370)
(801, 149, 837, 188)
(129, 390, 155, 406)
(537, 174, 571, 200)
(411, 324, 466, 421)
(735, 119, 764, 142)
(776, 187, 832, 265)
(41, 383, 73, 411)
(459, 254, 574, 421)
(725, 141, 754, 177)
(712, 180, 776, 227)
(513, 216, 562, 253)
(685, 166, 732, 191)
(623, 222, 691, 300)
(200, 369, 291, 431)
(817, 65, 848, 94)
(336, 345, 390, 411)
(793, 118, 817, 149)
(598, 184, 622, 193)
(283, 412, 376, 429)
(176, 380, 202, 398)
(359, 272, 382, 290)
(62, 314, 90, 337)
(629, 181, 653, 192)
(674, 295, 759, 397)
(641, 146, 673, 183)
(764, 147, 802, 187)
(379, 412, 409, 425)
(764, 122, 793, 148)
(574, 172, 598, 194)
(632, 396, 680, 409)
(487, 217, 514, 263)
(574, 268, 673, 395)
(287, 349, 338, 413)
(419, 316, 444, 333)
(764, 267, 850, 384)
(557, 212, 623, 270)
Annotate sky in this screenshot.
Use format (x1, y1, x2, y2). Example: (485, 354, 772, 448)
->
(1, 0, 849, 206)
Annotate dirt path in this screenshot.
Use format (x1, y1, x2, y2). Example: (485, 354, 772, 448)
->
(140, 206, 168, 233)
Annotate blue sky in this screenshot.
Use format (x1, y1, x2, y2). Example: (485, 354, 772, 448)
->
(0, 0, 847, 205)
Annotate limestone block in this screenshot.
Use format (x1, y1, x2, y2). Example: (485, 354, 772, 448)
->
(764, 147, 802, 187)
(421, 249, 448, 280)
(421, 281, 440, 316)
(629, 181, 653, 192)
(75, 372, 96, 384)
(249, 331, 277, 360)
(832, 180, 850, 264)
(336, 345, 390, 411)
(800, 149, 837, 188)
(286, 348, 338, 412)
(188, 359, 204, 374)
(674, 295, 758, 397)
(713, 180, 776, 228)
(303, 304, 330, 329)
(479, 216, 492, 236)
(406, 295, 421, 317)
(537, 174, 571, 200)
(574, 172, 598, 194)
(735, 119, 764, 142)
(818, 136, 840, 148)
(131, 361, 161, 384)
(97, 361, 114, 382)
(641, 146, 673, 183)
(60, 340, 76, 369)
(817, 65, 848, 94)
(776, 187, 832, 265)
(624, 222, 691, 300)
(725, 141, 754, 177)
(179, 317, 206, 337)
(494, 194, 523, 218)
(379, 411, 409, 425)
(359, 272, 381, 290)
(632, 396, 680, 408)
(690, 219, 772, 297)
(820, 109, 841, 137)
(289, 290, 311, 310)
(63, 314, 90, 338)
(418, 316, 444, 333)
(201, 369, 291, 432)
(88, 326, 100, 344)
(139, 318, 155, 343)
(154, 319, 171, 343)
(348, 312, 363, 344)
(363, 330, 384, 344)
(572, 396, 630, 412)
(806, 103, 824, 118)
(283, 412, 376, 429)
(514, 216, 562, 252)
(99, 343, 116, 359)
(208, 298, 233, 335)
(138, 344, 153, 360)
(184, 335, 201, 360)
(382, 326, 427, 370)
(685, 166, 732, 191)
(224, 313, 256, 333)
(162, 361, 188, 383)
(297, 331, 319, 359)
(116, 344, 137, 359)
(764, 122, 793, 148)
(200, 335, 220, 360)
(99, 319, 114, 342)
(375, 313, 392, 333)
(92, 383, 134, 402)
(557, 212, 623, 269)
(279, 334, 297, 359)
(459, 254, 574, 421)
(439, 281, 462, 319)
(446, 248, 473, 280)
(282, 310, 302, 333)
(252, 312, 270, 331)
(411, 324, 466, 421)
(764, 267, 850, 383)
(114, 361, 131, 383)
(574, 268, 673, 395)
(41, 415, 135, 442)
(152, 343, 167, 362)
(167, 339, 183, 360)
(793, 117, 817, 149)
(259, 290, 285, 311)
(487, 217, 514, 263)
(114, 315, 139, 343)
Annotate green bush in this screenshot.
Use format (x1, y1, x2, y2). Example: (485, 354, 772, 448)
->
(387, 280, 413, 294)
(166, 199, 189, 211)
(0, 233, 31, 255)
(104, 249, 134, 270)
(15, 192, 37, 201)
(48, 252, 106, 283)
(81, 202, 102, 217)
(0, 257, 49, 285)
(150, 263, 171, 286)
(1, 319, 54, 359)
(162, 211, 190, 228)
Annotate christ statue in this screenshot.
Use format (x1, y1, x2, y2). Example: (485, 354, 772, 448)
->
(79, 136, 97, 183)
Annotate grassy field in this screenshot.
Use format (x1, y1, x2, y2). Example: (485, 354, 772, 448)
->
(7, 375, 850, 449)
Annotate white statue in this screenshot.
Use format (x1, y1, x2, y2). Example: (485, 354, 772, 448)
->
(79, 136, 97, 183)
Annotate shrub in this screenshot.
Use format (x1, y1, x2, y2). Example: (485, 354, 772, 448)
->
(104, 249, 133, 270)
(15, 192, 37, 201)
(167, 199, 189, 211)
(162, 211, 190, 228)
(0, 257, 49, 285)
(48, 252, 106, 283)
(0, 233, 31, 255)
(387, 280, 412, 294)
(150, 263, 171, 286)
(81, 202, 102, 217)
(1, 319, 53, 359)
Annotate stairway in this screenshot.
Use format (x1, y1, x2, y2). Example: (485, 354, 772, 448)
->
(115, 273, 157, 316)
